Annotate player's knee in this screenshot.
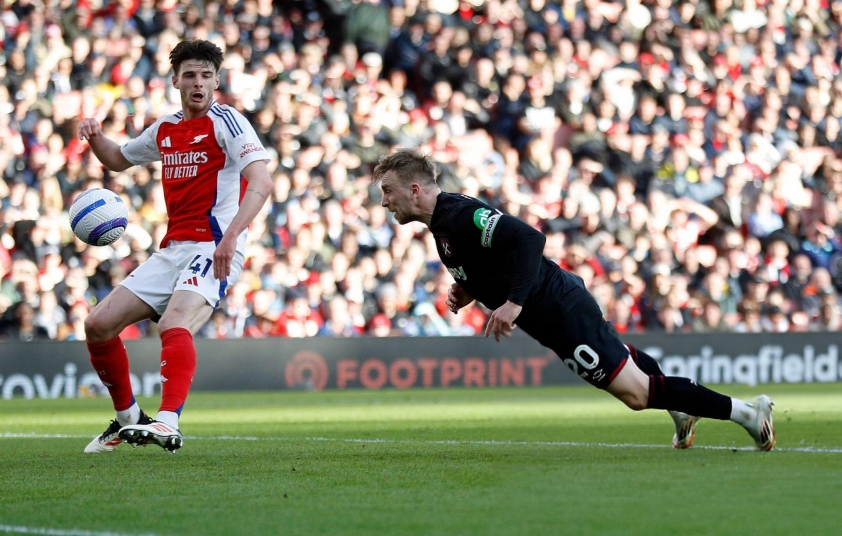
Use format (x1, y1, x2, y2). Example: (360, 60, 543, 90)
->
(618, 389, 649, 412)
(605, 357, 650, 411)
(625, 395, 648, 412)
(157, 314, 176, 334)
(157, 310, 189, 334)
(84, 310, 114, 343)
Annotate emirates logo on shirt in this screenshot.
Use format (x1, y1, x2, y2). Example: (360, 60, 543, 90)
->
(161, 151, 209, 165)
(162, 151, 209, 179)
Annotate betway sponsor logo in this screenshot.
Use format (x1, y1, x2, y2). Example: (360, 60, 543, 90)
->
(0, 363, 161, 400)
(645, 344, 842, 386)
(161, 151, 209, 166)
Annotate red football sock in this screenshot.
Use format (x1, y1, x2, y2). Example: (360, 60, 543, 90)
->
(159, 327, 197, 414)
(87, 337, 134, 411)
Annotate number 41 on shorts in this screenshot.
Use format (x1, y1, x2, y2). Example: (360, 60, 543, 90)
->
(189, 255, 212, 277)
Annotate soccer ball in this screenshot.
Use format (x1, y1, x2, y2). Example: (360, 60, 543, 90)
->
(69, 188, 129, 246)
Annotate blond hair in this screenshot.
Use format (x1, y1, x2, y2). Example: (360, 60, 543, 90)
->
(373, 148, 437, 187)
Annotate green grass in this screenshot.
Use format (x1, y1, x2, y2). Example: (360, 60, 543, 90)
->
(1, 384, 841, 536)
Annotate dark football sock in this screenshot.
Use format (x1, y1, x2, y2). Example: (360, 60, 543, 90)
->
(627, 345, 663, 376)
(647, 375, 732, 420)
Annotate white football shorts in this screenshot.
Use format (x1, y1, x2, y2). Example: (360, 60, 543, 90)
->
(119, 240, 244, 315)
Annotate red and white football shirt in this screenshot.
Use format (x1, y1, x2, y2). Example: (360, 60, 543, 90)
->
(120, 102, 269, 252)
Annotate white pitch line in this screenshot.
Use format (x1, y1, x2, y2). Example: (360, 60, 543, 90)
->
(1, 433, 88, 439)
(2, 432, 841, 453)
(0, 525, 157, 536)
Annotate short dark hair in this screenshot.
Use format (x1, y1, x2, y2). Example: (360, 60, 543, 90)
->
(373, 148, 437, 187)
(169, 40, 224, 75)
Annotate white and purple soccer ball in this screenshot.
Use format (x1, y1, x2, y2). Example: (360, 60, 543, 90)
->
(69, 188, 129, 246)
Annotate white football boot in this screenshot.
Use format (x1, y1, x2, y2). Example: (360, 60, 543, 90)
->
(84, 411, 153, 453)
(119, 420, 184, 453)
(669, 411, 700, 449)
(744, 395, 776, 451)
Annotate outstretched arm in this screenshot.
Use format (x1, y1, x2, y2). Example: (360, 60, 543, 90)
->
(78, 118, 133, 172)
(212, 160, 273, 280)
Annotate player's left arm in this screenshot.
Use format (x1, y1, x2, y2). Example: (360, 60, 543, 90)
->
(479, 212, 547, 340)
(213, 160, 272, 280)
(214, 108, 273, 280)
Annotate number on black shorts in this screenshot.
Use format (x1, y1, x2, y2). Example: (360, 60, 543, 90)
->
(563, 344, 601, 378)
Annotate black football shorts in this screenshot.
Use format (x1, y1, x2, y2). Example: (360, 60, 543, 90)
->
(518, 277, 630, 389)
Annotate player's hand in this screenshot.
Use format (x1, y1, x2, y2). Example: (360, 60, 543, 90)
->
(78, 118, 103, 141)
(213, 235, 236, 281)
(446, 283, 474, 313)
(484, 301, 522, 342)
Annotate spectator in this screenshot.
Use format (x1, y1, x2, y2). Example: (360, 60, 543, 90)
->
(734, 302, 763, 333)
(33, 289, 66, 339)
(686, 161, 725, 205)
(693, 300, 730, 333)
(317, 295, 359, 337)
(812, 299, 842, 331)
(801, 222, 842, 270)
(345, 0, 390, 56)
(783, 254, 814, 304)
(747, 192, 784, 238)
(1, 0, 841, 340)
(761, 305, 791, 332)
(276, 293, 323, 338)
(368, 312, 392, 337)
(0, 301, 50, 341)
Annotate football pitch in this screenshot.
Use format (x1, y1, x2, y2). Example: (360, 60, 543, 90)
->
(1, 384, 840, 536)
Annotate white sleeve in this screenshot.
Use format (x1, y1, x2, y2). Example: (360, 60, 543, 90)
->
(215, 107, 270, 172)
(120, 120, 162, 166)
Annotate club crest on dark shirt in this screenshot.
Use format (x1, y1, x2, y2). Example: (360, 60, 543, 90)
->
(439, 237, 452, 257)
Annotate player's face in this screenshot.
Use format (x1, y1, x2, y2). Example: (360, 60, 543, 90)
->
(173, 60, 219, 114)
(380, 172, 417, 225)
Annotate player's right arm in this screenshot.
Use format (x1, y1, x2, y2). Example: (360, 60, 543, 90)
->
(78, 119, 133, 172)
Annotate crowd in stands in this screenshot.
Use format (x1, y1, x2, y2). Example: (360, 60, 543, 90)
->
(3, 0, 842, 341)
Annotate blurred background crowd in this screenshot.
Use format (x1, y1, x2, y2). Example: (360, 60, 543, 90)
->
(3, 0, 842, 341)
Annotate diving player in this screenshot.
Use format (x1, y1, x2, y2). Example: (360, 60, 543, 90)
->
(374, 148, 775, 450)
